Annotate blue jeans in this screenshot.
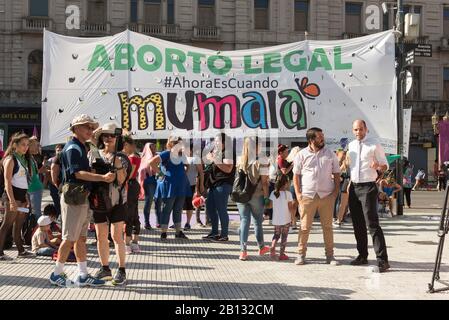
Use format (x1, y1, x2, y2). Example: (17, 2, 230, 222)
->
(143, 178, 157, 225)
(206, 184, 232, 237)
(49, 184, 61, 217)
(159, 196, 186, 230)
(29, 190, 43, 220)
(237, 195, 265, 252)
(36, 247, 56, 256)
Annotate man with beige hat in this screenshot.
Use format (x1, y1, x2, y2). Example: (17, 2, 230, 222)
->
(49, 114, 115, 287)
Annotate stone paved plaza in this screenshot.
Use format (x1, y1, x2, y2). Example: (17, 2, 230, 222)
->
(1, 191, 449, 300)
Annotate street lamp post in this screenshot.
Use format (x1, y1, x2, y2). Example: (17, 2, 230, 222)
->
(396, 0, 404, 215)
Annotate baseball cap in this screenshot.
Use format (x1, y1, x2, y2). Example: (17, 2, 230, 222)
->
(38, 215, 52, 227)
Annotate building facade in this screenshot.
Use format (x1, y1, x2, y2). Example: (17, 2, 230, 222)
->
(0, 0, 448, 175)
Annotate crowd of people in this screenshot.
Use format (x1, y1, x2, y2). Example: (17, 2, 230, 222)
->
(1, 114, 441, 288)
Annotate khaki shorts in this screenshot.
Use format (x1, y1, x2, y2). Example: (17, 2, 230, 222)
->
(60, 194, 90, 242)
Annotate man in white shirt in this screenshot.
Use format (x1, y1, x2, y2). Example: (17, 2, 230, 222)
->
(347, 120, 390, 272)
(293, 127, 341, 266)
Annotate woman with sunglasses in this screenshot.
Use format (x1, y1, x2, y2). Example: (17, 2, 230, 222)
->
(89, 123, 127, 285)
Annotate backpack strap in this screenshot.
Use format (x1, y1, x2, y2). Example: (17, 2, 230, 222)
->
(62, 144, 84, 184)
(12, 155, 19, 175)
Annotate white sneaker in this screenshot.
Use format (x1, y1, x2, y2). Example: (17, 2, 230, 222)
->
(326, 256, 340, 266)
(125, 245, 133, 255)
(295, 255, 306, 265)
(131, 243, 140, 253)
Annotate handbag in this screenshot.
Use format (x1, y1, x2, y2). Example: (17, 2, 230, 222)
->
(62, 183, 89, 205)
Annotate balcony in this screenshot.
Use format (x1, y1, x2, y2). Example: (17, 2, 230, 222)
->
(342, 32, 367, 39)
(127, 23, 180, 39)
(403, 35, 429, 45)
(404, 100, 449, 118)
(80, 21, 111, 36)
(21, 17, 53, 32)
(192, 26, 221, 41)
(0, 90, 42, 106)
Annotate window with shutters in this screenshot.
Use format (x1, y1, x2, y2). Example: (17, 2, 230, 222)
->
(444, 68, 449, 101)
(29, 0, 48, 16)
(28, 50, 43, 89)
(345, 2, 362, 34)
(130, 0, 137, 23)
(198, 0, 215, 26)
(295, 1, 308, 32)
(87, 0, 106, 23)
(144, 0, 161, 24)
(444, 8, 449, 37)
(168, 0, 175, 24)
(254, 0, 269, 30)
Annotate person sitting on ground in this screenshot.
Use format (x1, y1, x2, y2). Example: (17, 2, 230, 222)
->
(32, 204, 62, 246)
(379, 175, 401, 216)
(32, 216, 58, 257)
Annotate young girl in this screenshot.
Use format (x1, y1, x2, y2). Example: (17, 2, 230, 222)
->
(267, 174, 294, 261)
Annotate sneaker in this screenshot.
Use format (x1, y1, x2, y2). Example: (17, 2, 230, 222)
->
(49, 272, 71, 287)
(169, 225, 175, 229)
(131, 243, 140, 253)
(378, 260, 391, 273)
(211, 236, 228, 242)
(184, 223, 191, 230)
(144, 224, 152, 230)
(279, 254, 289, 261)
(125, 245, 133, 255)
(326, 256, 340, 266)
(76, 274, 106, 287)
(239, 251, 248, 261)
(196, 221, 206, 228)
(333, 221, 342, 228)
(270, 247, 276, 259)
(175, 231, 189, 239)
(350, 256, 368, 266)
(295, 255, 306, 265)
(112, 269, 127, 286)
(17, 250, 34, 258)
(258, 246, 270, 256)
(94, 268, 113, 281)
(0, 254, 13, 261)
(160, 232, 167, 240)
(202, 233, 218, 240)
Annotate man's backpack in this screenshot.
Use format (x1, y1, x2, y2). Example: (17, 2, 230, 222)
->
(230, 168, 259, 204)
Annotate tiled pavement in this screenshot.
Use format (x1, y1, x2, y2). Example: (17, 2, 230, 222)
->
(1, 191, 449, 300)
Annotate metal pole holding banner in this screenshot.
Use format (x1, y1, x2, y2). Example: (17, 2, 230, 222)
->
(396, 0, 404, 215)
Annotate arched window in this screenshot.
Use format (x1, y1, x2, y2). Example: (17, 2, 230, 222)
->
(28, 50, 43, 89)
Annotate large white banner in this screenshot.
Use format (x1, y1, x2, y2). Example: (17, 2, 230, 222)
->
(42, 29, 397, 151)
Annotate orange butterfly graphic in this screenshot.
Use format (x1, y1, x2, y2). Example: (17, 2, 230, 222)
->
(295, 77, 321, 100)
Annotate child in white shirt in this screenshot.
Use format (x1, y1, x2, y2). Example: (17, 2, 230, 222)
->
(267, 174, 295, 261)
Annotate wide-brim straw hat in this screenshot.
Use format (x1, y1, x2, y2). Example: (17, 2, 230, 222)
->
(92, 122, 118, 143)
